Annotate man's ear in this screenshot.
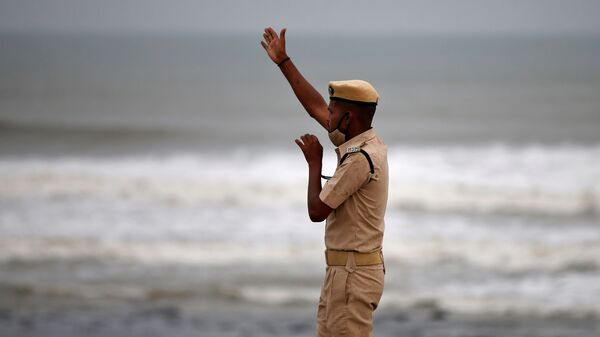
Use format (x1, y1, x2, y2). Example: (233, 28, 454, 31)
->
(343, 111, 351, 129)
(343, 111, 351, 123)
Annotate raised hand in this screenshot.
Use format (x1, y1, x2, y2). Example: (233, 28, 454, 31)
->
(260, 26, 329, 130)
(260, 27, 288, 64)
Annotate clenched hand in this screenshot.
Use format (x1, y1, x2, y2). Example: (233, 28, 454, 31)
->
(295, 134, 323, 166)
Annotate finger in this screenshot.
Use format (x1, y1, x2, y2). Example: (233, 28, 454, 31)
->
(263, 33, 271, 43)
(263, 29, 273, 43)
(264, 27, 273, 39)
(267, 27, 277, 40)
(294, 139, 304, 148)
(280, 28, 286, 42)
(260, 41, 269, 51)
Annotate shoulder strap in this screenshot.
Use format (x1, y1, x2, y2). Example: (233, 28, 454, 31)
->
(339, 149, 374, 174)
(321, 149, 374, 180)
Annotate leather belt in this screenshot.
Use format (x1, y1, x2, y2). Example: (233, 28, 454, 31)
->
(325, 249, 383, 266)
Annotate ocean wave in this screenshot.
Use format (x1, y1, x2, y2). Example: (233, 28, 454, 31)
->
(1, 143, 599, 215)
(236, 286, 600, 320)
(0, 119, 179, 137)
(1, 237, 598, 274)
(2, 281, 598, 321)
(0, 238, 323, 266)
(382, 291, 600, 320)
(383, 239, 600, 274)
(2, 235, 598, 320)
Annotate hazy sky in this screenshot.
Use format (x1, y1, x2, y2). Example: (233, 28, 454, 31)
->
(1, 0, 600, 35)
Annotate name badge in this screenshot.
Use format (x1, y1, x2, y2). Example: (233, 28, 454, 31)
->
(346, 146, 360, 153)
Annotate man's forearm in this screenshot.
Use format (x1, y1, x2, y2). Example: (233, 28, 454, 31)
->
(279, 59, 328, 124)
(294, 133, 332, 222)
(307, 162, 323, 205)
(306, 162, 331, 222)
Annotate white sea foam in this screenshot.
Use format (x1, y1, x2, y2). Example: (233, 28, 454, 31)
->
(1, 234, 598, 274)
(3, 280, 598, 319)
(1, 143, 599, 215)
(1, 231, 598, 318)
(0, 238, 323, 266)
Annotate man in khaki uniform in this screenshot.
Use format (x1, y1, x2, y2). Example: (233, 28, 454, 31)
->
(261, 27, 388, 337)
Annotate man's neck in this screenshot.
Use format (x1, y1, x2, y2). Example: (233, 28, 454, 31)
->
(345, 125, 372, 142)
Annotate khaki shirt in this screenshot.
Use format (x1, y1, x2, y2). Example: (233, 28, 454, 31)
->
(319, 128, 389, 253)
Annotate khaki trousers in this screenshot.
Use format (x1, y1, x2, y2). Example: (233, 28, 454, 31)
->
(316, 253, 385, 337)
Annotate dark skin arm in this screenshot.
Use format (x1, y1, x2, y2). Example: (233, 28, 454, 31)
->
(261, 27, 329, 130)
(294, 134, 333, 222)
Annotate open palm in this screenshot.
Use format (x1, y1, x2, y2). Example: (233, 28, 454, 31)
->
(261, 27, 288, 64)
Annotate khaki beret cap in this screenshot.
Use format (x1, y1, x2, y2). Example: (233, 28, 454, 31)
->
(328, 80, 379, 106)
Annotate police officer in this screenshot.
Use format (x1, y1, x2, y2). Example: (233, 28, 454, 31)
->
(261, 27, 389, 337)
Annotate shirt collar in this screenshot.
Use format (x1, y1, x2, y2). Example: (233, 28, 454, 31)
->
(335, 127, 377, 157)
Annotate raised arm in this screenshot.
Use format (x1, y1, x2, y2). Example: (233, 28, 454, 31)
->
(261, 27, 329, 130)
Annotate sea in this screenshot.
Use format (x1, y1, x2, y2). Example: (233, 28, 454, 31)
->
(0, 32, 599, 336)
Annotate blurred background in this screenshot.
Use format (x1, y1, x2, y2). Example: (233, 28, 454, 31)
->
(1, 1, 599, 336)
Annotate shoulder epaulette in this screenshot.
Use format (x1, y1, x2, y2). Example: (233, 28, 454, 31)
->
(321, 147, 375, 181)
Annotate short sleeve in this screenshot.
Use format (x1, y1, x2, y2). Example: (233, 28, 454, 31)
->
(319, 153, 371, 209)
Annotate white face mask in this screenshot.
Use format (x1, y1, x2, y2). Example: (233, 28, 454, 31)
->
(328, 112, 348, 147)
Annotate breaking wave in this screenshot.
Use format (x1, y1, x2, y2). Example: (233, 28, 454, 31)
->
(1, 142, 598, 216)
